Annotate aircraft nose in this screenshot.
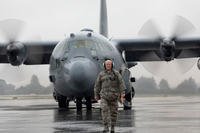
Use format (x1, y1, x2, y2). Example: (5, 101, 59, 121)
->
(65, 58, 98, 90)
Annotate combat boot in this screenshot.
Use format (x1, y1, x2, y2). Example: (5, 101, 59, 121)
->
(103, 125, 109, 133)
(110, 125, 115, 133)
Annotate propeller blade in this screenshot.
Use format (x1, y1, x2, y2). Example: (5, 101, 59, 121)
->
(0, 65, 26, 83)
(172, 58, 196, 74)
(171, 15, 195, 39)
(141, 61, 165, 76)
(0, 19, 26, 42)
(141, 58, 196, 78)
(138, 19, 163, 39)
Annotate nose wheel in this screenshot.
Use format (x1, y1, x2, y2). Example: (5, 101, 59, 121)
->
(76, 97, 83, 111)
(85, 97, 92, 110)
(76, 97, 92, 111)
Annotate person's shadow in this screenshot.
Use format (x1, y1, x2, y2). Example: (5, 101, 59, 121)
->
(118, 109, 135, 127)
(53, 108, 135, 133)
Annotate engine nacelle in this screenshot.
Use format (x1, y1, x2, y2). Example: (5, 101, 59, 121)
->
(197, 58, 200, 70)
(160, 40, 175, 61)
(6, 42, 26, 66)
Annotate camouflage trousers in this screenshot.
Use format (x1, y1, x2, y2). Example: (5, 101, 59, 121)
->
(100, 98, 118, 127)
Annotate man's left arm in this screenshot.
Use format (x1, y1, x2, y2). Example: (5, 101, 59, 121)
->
(117, 72, 126, 103)
(94, 74, 102, 101)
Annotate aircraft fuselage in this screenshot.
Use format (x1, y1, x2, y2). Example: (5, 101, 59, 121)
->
(49, 30, 133, 109)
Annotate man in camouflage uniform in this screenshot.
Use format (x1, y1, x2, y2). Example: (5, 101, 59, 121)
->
(94, 59, 126, 133)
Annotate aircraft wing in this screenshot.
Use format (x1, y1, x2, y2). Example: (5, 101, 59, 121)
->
(174, 37, 200, 58)
(113, 38, 161, 61)
(0, 41, 58, 65)
(113, 37, 200, 62)
(0, 43, 8, 63)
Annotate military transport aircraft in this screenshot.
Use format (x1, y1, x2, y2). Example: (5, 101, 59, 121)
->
(0, 0, 200, 111)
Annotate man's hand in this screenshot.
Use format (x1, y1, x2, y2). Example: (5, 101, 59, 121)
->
(95, 95, 100, 101)
(120, 94, 125, 104)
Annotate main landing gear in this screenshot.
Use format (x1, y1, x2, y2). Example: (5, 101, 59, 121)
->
(55, 94, 70, 108)
(123, 87, 135, 110)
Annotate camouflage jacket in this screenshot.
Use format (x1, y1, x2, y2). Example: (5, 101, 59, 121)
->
(94, 69, 126, 101)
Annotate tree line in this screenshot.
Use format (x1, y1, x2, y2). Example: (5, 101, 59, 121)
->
(0, 75, 53, 95)
(134, 77, 200, 95)
(0, 75, 199, 95)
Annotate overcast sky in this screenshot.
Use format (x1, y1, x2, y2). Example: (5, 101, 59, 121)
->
(0, 0, 200, 88)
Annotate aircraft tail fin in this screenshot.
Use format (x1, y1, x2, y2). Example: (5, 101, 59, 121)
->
(99, 0, 108, 38)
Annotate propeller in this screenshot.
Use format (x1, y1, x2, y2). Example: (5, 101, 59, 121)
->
(0, 18, 42, 83)
(138, 16, 196, 77)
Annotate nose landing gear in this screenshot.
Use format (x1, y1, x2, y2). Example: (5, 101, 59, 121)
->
(54, 91, 93, 110)
(76, 97, 92, 111)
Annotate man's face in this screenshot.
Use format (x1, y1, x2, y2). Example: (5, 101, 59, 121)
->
(105, 60, 113, 71)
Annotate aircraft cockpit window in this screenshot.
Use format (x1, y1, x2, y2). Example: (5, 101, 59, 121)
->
(69, 40, 97, 56)
(69, 40, 94, 49)
(97, 41, 113, 52)
(53, 39, 69, 59)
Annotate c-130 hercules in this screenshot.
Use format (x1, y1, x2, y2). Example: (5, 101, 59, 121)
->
(0, 0, 200, 110)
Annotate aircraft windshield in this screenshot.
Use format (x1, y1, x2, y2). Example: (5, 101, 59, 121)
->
(53, 39, 114, 60)
(68, 40, 98, 57)
(69, 40, 95, 50)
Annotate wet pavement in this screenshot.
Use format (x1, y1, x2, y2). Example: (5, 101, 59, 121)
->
(0, 96, 199, 133)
